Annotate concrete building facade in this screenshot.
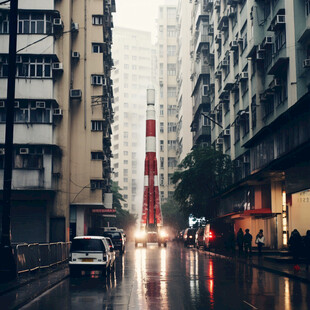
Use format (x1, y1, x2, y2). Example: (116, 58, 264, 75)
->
(0, 0, 115, 242)
(190, 0, 310, 248)
(111, 27, 155, 215)
(157, 3, 179, 202)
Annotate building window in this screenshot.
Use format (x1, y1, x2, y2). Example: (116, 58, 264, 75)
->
(160, 105, 164, 116)
(92, 15, 103, 25)
(168, 105, 177, 116)
(167, 64, 176, 75)
(167, 87, 176, 98)
(91, 120, 104, 131)
(17, 12, 53, 34)
(160, 140, 164, 152)
(124, 169, 128, 177)
(168, 140, 176, 150)
(307, 0, 310, 16)
(167, 26, 176, 37)
(160, 157, 164, 169)
(91, 75, 104, 85)
(14, 153, 43, 169)
(159, 45, 164, 57)
(0, 13, 9, 33)
(168, 157, 177, 168)
(160, 174, 164, 186)
(167, 7, 176, 19)
(0, 56, 53, 78)
(91, 152, 104, 160)
(90, 180, 104, 189)
(92, 43, 103, 53)
(167, 45, 176, 56)
(251, 95, 257, 129)
(168, 122, 177, 132)
(160, 122, 164, 133)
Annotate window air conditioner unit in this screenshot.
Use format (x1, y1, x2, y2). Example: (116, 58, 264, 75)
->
(53, 108, 63, 116)
(70, 89, 82, 99)
(230, 40, 238, 50)
(0, 148, 5, 155)
(71, 23, 79, 32)
(263, 36, 273, 46)
(228, 7, 236, 17)
(257, 44, 265, 53)
(72, 51, 80, 59)
(16, 55, 22, 63)
(52, 62, 63, 70)
(275, 15, 285, 25)
(19, 147, 29, 155)
(273, 78, 282, 88)
(202, 85, 210, 95)
(303, 59, 310, 68)
(237, 37, 243, 44)
(240, 72, 248, 80)
(215, 70, 222, 77)
(0, 101, 5, 108)
(36, 101, 46, 109)
(256, 51, 265, 60)
(243, 156, 250, 164)
(216, 138, 224, 144)
(223, 129, 230, 136)
(53, 18, 63, 27)
(14, 101, 19, 108)
(221, 60, 229, 67)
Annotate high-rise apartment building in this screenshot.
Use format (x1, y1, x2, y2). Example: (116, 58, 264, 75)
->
(111, 27, 155, 214)
(176, 0, 193, 162)
(0, 0, 115, 242)
(157, 3, 179, 202)
(191, 0, 310, 249)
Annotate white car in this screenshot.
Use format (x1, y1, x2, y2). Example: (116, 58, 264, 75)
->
(69, 236, 111, 276)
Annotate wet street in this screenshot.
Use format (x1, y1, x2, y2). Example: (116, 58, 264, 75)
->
(21, 242, 310, 310)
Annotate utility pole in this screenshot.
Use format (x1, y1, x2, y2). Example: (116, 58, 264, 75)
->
(0, 0, 18, 281)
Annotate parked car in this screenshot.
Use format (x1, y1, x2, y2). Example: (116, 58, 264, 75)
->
(195, 227, 205, 248)
(183, 228, 196, 247)
(69, 236, 111, 276)
(103, 231, 125, 254)
(104, 237, 116, 271)
(203, 222, 233, 250)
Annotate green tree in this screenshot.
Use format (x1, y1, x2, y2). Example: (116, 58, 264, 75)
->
(161, 198, 188, 231)
(111, 182, 137, 231)
(171, 147, 233, 218)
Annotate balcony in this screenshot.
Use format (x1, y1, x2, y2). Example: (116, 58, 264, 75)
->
(19, 0, 55, 10)
(193, 125, 211, 145)
(204, 0, 214, 11)
(194, 2, 210, 29)
(0, 79, 54, 100)
(0, 123, 54, 145)
(195, 33, 210, 54)
(267, 47, 289, 75)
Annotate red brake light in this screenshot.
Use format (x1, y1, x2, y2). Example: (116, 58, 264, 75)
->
(83, 237, 91, 239)
(209, 232, 214, 239)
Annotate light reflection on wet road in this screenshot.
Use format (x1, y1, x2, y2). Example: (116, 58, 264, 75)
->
(21, 242, 310, 310)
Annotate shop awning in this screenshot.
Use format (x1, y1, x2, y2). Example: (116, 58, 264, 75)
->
(243, 208, 272, 216)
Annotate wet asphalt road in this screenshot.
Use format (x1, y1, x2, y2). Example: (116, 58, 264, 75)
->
(21, 242, 310, 310)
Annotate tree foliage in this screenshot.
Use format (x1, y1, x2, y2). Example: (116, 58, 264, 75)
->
(111, 182, 137, 231)
(171, 147, 233, 218)
(161, 198, 188, 231)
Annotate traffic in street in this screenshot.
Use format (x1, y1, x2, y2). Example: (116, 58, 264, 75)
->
(20, 242, 310, 310)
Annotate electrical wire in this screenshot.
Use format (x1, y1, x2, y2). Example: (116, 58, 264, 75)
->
(0, 0, 10, 5)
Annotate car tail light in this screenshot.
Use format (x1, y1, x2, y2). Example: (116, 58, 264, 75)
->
(119, 238, 122, 242)
(209, 231, 214, 239)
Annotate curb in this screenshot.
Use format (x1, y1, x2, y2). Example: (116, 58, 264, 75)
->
(202, 250, 310, 284)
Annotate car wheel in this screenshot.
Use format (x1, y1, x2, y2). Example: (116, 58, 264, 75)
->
(135, 243, 138, 247)
(111, 261, 115, 272)
(158, 242, 161, 247)
(164, 242, 167, 248)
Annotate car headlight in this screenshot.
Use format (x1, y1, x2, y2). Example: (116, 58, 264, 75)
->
(160, 231, 167, 238)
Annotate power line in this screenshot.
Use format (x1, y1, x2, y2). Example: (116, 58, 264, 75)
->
(0, 0, 10, 5)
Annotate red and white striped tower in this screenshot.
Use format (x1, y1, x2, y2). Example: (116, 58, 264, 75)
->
(141, 89, 162, 228)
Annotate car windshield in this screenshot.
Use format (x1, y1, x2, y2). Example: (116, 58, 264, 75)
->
(103, 232, 121, 240)
(70, 239, 105, 252)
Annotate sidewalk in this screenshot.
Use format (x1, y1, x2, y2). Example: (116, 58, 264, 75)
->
(0, 266, 69, 310)
(203, 248, 310, 283)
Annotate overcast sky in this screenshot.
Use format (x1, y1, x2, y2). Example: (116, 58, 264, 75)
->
(113, 0, 176, 41)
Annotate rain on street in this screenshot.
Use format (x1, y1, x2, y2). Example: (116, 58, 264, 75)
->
(21, 242, 310, 310)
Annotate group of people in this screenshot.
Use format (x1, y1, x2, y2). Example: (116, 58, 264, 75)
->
(236, 228, 265, 256)
(288, 229, 310, 269)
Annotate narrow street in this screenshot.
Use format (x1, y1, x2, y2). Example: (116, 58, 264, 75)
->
(20, 242, 310, 310)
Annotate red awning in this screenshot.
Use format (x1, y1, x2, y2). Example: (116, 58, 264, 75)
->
(243, 208, 272, 216)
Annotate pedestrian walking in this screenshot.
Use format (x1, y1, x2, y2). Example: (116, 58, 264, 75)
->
(244, 229, 252, 256)
(255, 229, 265, 255)
(289, 229, 303, 265)
(303, 230, 310, 271)
(236, 228, 244, 256)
